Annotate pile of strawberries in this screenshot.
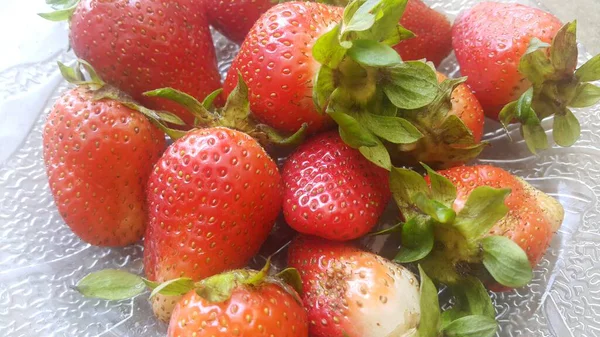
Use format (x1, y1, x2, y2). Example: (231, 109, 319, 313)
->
(40, 0, 600, 336)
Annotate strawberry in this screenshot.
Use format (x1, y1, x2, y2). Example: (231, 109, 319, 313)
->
(204, 0, 275, 45)
(282, 131, 390, 241)
(287, 236, 421, 337)
(388, 164, 564, 290)
(143, 127, 283, 319)
(453, 2, 600, 152)
(223, 0, 441, 169)
(390, 72, 485, 169)
(394, 0, 452, 65)
(41, 0, 222, 125)
(43, 62, 166, 247)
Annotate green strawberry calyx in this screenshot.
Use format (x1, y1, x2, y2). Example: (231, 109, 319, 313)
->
(57, 59, 187, 140)
(144, 73, 308, 149)
(391, 77, 488, 169)
(386, 164, 533, 289)
(75, 259, 303, 304)
(38, 0, 80, 21)
(500, 21, 600, 153)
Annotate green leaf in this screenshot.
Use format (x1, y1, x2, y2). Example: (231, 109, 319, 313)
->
(366, 89, 397, 116)
(453, 187, 511, 241)
(522, 123, 549, 154)
(525, 37, 551, 55)
(157, 111, 185, 126)
(313, 66, 336, 111)
(331, 110, 379, 148)
(220, 73, 253, 128)
(389, 167, 428, 217)
(412, 192, 456, 224)
(369, 0, 412, 46)
(443, 315, 497, 337)
(312, 24, 346, 68)
(369, 221, 404, 236)
(512, 88, 549, 153)
(394, 218, 434, 263)
(38, 3, 78, 21)
(422, 163, 456, 208)
(144, 87, 214, 126)
(358, 137, 392, 170)
(245, 258, 271, 287)
(570, 83, 600, 107)
(255, 123, 308, 147)
(481, 236, 533, 288)
(76, 270, 145, 301)
(341, 0, 381, 35)
(197, 272, 238, 303)
(549, 21, 578, 74)
(576, 53, 600, 82)
(142, 278, 160, 290)
(57, 61, 84, 84)
(553, 109, 581, 147)
(498, 101, 518, 129)
(347, 39, 402, 67)
(276, 268, 303, 295)
(417, 265, 441, 337)
(202, 88, 223, 110)
(449, 277, 495, 319)
(519, 48, 554, 85)
(439, 114, 477, 146)
(382, 61, 438, 110)
(422, 77, 468, 124)
(359, 113, 423, 144)
(150, 277, 195, 298)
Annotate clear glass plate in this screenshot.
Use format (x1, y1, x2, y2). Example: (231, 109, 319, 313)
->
(1, 1, 599, 336)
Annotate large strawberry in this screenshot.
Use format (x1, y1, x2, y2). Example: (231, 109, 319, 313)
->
(40, 0, 222, 124)
(388, 164, 564, 291)
(223, 0, 441, 170)
(287, 236, 421, 337)
(453, 2, 600, 152)
(43, 61, 166, 247)
(282, 131, 390, 241)
(144, 127, 283, 320)
(394, 0, 452, 65)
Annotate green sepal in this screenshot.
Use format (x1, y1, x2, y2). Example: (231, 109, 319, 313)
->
(58, 60, 105, 89)
(276, 268, 303, 296)
(570, 83, 600, 107)
(446, 277, 495, 320)
(144, 88, 216, 127)
(422, 163, 456, 208)
(359, 137, 392, 170)
(394, 218, 434, 263)
(481, 236, 533, 288)
(196, 272, 238, 303)
(412, 192, 456, 224)
(312, 24, 346, 68)
(38, 0, 79, 21)
(553, 109, 581, 147)
(347, 39, 402, 67)
(156, 111, 186, 126)
(442, 315, 497, 337)
(389, 167, 428, 219)
(369, 221, 404, 236)
(150, 277, 195, 298)
(142, 278, 160, 290)
(382, 61, 439, 110)
(75, 269, 146, 301)
(417, 265, 441, 337)
(220, 72, 253, 128)
(244, 257, 271, 287)
(330, 109, 379, 148)
(549, 21, 578, 74)
(575, 53, 600, 82)
(358, 112, 423, 144)
(453, 187, 511, 241)
(313, 65, 336, 111)
(202, 88, 223, 110)
(254, 123, 308, 147)
(500, 88, 548, 154)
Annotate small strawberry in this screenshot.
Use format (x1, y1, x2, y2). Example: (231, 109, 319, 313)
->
(40, 0, 222, 125)
(287, 236, 421, 337)
(394, 0, 452, 65)
(224, 0, 440, 169)
(204, 0, 275, 45)
(144, 127, 283, 319)
(388, 164, 564, 290)
(43, 62, 166, 247)
(282, 131, 390, 241)
(453, 2, 600, 152)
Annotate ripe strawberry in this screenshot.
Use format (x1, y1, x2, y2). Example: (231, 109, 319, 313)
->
(287, 236, 421, 337)
(43, 64, 166, 247)
(282, 131, 390, 241)
(452, 2, 563, 119)
(389, 164, 564, 290)
(168, 269, 308, 337)
(394, 0, 452, 65)
(144, 127, 283, 319)
(204, 0, 274, 45)
(43, 0, 222, 125)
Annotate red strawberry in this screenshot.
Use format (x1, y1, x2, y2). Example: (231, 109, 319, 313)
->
(144, 127, 283, 319)
(43, 85, 165, 247)
(282, 131, 390, 241)
(44, 0, 222, 125)
(168, 268, 308, 337)
(288, 236, 421, 337)
(394, 0, 452, 65)
(204, 0, 274, 44)
(389, 164, 564, 290)
(452, 2, 562, 119)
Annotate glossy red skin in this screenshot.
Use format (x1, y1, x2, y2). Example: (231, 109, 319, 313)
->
(70, 0, 222, 124)
(223, 2, 343, 134)
(204, 0, 274, 44)
(43, 87, 165, 246)
(144, 127, 282, 283)
(435, 165, 556, 276)
(168, 284, 308, 337)
(452, 2, 562, 119)
(282, 132, 390, 241)
(394, 0, 452, 65)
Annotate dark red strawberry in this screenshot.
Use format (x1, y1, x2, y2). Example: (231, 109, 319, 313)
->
(42, 0, 222, 125)
(43, 64, 166, 247)
(394, 0, 452, 65)
(144, 127, 283, 320)
(288, 236, 421, 337)
(282, 131, 390, 241)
